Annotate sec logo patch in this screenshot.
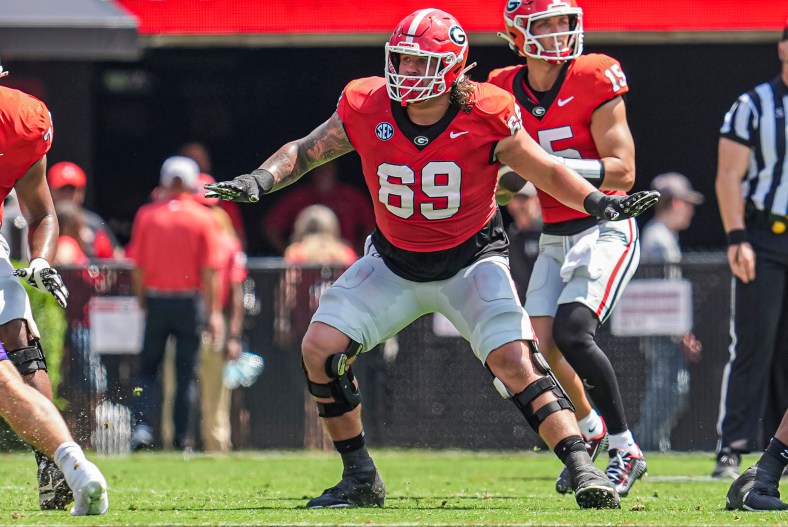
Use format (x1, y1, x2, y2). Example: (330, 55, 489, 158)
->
(376, 122, 394, 141)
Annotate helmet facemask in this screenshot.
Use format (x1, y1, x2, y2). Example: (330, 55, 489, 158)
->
(385, 43, 463, 105)
(501, 1, 584, 64)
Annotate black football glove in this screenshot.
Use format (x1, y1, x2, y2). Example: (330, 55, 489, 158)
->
(584, 190, 660, 221)
(14, 258, 69, 308)
(203, 169, 275, 203)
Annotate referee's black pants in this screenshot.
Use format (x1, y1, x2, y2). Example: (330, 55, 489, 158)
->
(718, 227, 788, 453)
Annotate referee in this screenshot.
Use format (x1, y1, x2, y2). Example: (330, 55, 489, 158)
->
(714, 20, 788, 479)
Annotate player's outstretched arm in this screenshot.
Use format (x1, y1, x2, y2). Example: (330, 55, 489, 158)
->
(204, 112, 354, 203)
(495, 130, 658, 220)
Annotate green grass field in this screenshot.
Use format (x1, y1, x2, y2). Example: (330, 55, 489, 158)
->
(2, 449, 787, 526)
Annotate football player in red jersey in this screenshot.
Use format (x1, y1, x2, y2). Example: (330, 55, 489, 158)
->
(489, 0, 646, 497)
(207, 8, 657, 510)
(0, 63, 108, 514)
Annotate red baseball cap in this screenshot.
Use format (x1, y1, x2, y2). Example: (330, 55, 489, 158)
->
(193, 173, 219, 206)
(48, 162, 86, 189)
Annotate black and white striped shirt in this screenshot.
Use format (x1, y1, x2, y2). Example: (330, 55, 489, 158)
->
(720, 75, 788, 216)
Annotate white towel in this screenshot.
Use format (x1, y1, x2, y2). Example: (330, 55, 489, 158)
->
(559, 226, 601, 282)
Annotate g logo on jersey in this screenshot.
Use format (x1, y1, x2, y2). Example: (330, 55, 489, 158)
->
(376, 122, 394, 141)
(414, 136, 429, 147)
(449, 25, 466, 46)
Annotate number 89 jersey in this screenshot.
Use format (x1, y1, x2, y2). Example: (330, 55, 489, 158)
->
(337, 76, 522, 253)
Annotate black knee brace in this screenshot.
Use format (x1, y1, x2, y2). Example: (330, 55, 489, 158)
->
(495, 340, 574, 432)
(8, 340, 47, 376)
(304, 340, 363, 418)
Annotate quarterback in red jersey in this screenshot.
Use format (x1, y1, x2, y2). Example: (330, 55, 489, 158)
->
(207, 8, 657, 510)
(0, 66, 108, 514)
(489, 0, 646, 498)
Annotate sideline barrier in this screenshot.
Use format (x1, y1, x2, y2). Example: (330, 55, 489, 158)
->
(53, 253, 731, 452)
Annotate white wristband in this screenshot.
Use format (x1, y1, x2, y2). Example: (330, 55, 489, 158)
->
(552, 155, 605, 187)
(29, 257, 50, 270)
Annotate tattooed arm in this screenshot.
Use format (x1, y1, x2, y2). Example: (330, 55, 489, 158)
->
(204, 112, 355, 202)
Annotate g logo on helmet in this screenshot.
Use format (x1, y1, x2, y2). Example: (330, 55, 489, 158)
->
(505, 0, 522, 13)
(448, 25, 466, 46)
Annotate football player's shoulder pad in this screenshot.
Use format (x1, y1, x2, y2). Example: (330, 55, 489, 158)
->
(486, 64, 522, 86)
(473, 82, 517, 116)
(342, 77, 388, 115)
(572, 53, 620, 79)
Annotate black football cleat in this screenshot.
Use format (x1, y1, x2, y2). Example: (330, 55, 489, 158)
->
(36, 451, 73, 510)
(556, 421, 609, 494)
(307, 471, 386, 508)
(713, 451, 741, 479)
(726, 466, 788, 511)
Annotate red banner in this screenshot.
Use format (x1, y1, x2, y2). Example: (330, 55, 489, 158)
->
(117, 0, 787, 35)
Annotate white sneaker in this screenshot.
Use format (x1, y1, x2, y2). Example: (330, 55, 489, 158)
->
(69, 460, 109, 516)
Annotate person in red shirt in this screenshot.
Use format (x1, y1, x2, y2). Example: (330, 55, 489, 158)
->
(128, 156, 222, 451)
(0, 65, 108, 514)
(207, 8, 657, 510)
(47, 161, 123, 260)
(263, 161, 374, 255)
(488, 0, 646, 497)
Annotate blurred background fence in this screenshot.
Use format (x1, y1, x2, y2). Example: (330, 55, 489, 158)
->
(27, 253, 733, 453)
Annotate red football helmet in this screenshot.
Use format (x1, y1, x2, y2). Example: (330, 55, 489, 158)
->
(385, 9, 469, 105)
(500, 0, 583, 63)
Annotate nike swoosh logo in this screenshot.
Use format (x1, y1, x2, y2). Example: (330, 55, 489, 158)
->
(588, 425, 597, 434)
(450, 131, 468, 139)
(557, 96, 575, 107)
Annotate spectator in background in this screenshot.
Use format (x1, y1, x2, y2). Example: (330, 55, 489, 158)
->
(633, 172, 703, 452)
(263, 162, 374, 256)
(194, 173, 247, 452)
(504, 182, 542, 304)
(284, 205, 358, 267)
(128, 156, 222, 451)
(179, 141, 247, 249)
(53, 202, 88, 267)
(47, 161, 124, 260)
(713, 20, 788, 479)
(277, 205, 357, 450)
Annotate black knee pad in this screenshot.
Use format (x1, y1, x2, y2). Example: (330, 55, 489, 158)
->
(493, 340, 574, 432)
(511, 375, 574, 432)
(302, 340, 363, 418)
(7, 341, 47, 376)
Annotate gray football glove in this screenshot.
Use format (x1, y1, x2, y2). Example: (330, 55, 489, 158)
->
(584, 190, 660, 221)
(203, 169, 275, 203)
(14, 258, 69, 308)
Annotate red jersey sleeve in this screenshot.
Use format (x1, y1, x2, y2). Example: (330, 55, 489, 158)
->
(473, 83, 524, 139)
(586, 53, 629, 103)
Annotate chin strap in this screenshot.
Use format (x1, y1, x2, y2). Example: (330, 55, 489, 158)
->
(457, 61, 478, 82)
(497, 32, 522, 57)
